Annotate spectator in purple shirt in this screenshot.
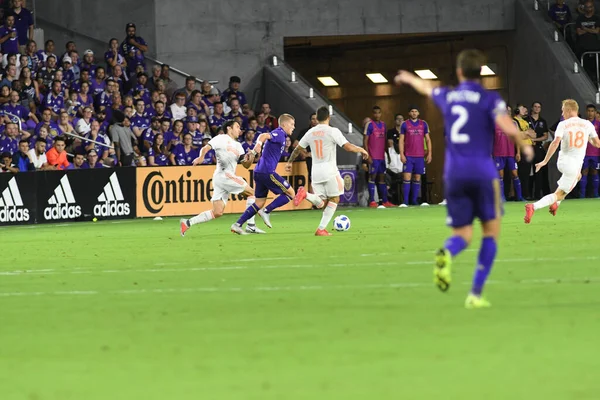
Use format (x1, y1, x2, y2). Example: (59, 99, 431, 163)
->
(82, 148, 104, 169)
(76, 82, 94, 114)
(255, 112, 270, 134)
(111, 65, 126, 94)
(70, 68, 91, 93)
(90, 66, 107, 97)
(120, 23, 148, 78)
(226, 98, 248, 128)
(43, 80, 65, 119)
(0, 14, 18, 55)
(81, 49, 98, 77)
(3, 90, 37, 130)
(221, 76, 247, 105)
(60, 41, 76, 65)
(35, 109, 59, 137)
(0, 121, 24, 155)
(105, 38, 127, 76)
(209, 101, 226, 134)
(11, 0, 33, 54)
(170, 132, 197, 166)
(147, 133, 170, 166)
(62, 56, 76, 86)
(187, 89, 209, 116)
(549, 0, 572, 31)
(242, 129, 256, 154)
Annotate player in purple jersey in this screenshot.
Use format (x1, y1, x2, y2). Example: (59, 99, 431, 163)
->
(395, 49, 532, 309)
(493, 109, 524, 201)
(231, 114, 297, 234)
(364, 106, 393, 207)
(399, 107, 433, 206)
(580, 104, 600, 198)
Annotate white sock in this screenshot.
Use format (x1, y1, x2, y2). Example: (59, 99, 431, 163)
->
(246, 196, 256, 225)
(533, 193, 557, 210)
(306, 192, 325, 208)
(318, 201, 337, 230)
(557, 200, 562, 206)
(189, 210, 215, 226)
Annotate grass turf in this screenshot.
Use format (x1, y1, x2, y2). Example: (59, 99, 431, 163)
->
(1, 201, 600, 399)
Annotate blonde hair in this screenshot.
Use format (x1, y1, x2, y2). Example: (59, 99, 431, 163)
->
(562, 99, 579, 113)
(278, 113, 295, 126)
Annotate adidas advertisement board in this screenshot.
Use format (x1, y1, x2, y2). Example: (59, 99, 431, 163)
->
(0, 174, 37, 225)
(93, 172, 132, 217)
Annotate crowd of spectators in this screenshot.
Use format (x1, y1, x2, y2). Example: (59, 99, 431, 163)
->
(0, 1, 297, 173)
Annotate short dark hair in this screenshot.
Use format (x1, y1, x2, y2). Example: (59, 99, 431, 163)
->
(248, 116, 257, 123)
(186, 76, 196, 83)
(36, 137, 47, 144)
(456, 49, 486, 80)
(135, 99, 145, 106)
(74, 150, 85, 157)
(309, 112, 316, 119)
(372, 106, 381, 111)
(66, 41, 75, 49)
(96, 66, 105, 73)
(54, 136, 66, 144)
(1, 151, 11, 159)
(190, 90, 201, 98)
(155, 100, 164, 107)
(587, 104, 597, 110)
(394, 113, 403, 119)
(316, 106, 329, 122)
(19, 139, 28, 145)
(531, 101, 542, 108)
(214, 101, 222, 107)
(223, 120, 238, 133)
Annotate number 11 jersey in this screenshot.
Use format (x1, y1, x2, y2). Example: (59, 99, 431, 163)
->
(554, 117, 597, 169)
(299, 124, 349, 183)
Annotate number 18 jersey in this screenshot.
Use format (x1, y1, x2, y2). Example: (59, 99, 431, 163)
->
(299, 124, 348, 183)
(431, 81, 507, 180)
(554, 117, 597, 168)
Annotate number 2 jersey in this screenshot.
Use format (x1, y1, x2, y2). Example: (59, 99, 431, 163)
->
(431, 81, 507, 181)
(554, 117, 598, 169)
(299, 124, 349, 183)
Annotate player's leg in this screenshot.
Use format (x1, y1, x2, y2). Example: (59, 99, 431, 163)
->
(401, 159, 413, 207)
(234, 174, 268, 231)
(511, 167, 524, 201)
(242, 186, 265, 234)
(314, 175, 343, 235)
(526, 167, 577, 222)
(591, 160, 600, 197)
(411, 174, 422, 206)
(434, 181, 474, 292)
(294, 185, 325, 208)
(375, 160, 391, 207)
(257, 173, 296, 227)
(496, 157, 506, 201)
(181, 182, 230, 236)
(368, 165, 378, 207)
(580, 162, 590, 199)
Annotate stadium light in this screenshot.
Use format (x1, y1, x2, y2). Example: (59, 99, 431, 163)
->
(317, 76, 339, 87)
(366, 73, 388, 83)
(414, 69, 438, 80)
(481, 65, 496, 76)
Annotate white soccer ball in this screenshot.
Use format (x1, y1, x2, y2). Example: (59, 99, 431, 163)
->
(333, 215, 351, 231)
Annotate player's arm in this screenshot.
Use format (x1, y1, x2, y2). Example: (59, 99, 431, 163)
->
(252, 132, 271, 155)
(240, 151, 255, 169)
(192, 144, 212, 166)
(535, 136, 560, 172)
(342, 142, 369, 160)
(393, 70, 434, 97)
(425, 133, 432, 164)
(285, 144, 304, 172)
(496, 113, 533, 161)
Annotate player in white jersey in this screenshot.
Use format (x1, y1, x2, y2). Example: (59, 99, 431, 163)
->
(180, 120, 265, 236)
(287, 106, 369, 236)
(525, 99, 600, 223)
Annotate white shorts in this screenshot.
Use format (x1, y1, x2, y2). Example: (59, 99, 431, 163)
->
(557, 160, 582, 194)
(211, 173, 247, 204)
(312, 173, 344, 199)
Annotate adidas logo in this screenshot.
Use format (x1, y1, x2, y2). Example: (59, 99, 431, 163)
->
(0, 177, 30, 222)
(44, 175, 82, 220)
(94, 172, 130, 217)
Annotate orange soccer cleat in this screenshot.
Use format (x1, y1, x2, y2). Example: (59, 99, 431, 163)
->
(294, 186, 307, 206)
(382, 201, 395, 208)
(369, 201, 378, 208)
(549, 202, 559, 216)
(315, 229, 332, 236)
(524, 204, 535, 224)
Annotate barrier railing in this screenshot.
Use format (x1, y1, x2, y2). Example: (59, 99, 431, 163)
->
(581, 51, 600, 90)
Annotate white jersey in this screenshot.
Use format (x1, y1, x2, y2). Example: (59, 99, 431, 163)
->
(208, 134, 244, 176)
(299, 124, 348, 183)
(555, 117, 598, 168)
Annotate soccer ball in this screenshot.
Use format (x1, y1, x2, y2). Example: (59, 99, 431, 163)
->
(333, 215, 351, 231)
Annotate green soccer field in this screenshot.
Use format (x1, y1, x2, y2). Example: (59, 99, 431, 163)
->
(2, 201, 600, 400)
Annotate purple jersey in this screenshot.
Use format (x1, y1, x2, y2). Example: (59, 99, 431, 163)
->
(209, 115, 226, 130)
(0, 26, 18, 54)
(2, 103, 29, 122)
(400, 119, 429, 157)
(172, 144, 198, 166)
(0, 135, 19, 154)
(242, 141, 254, 154)
(586, 119, 600, 156)
(492, 124, 515, 157)
(202, 149, 215, 164)
(12, 7, 33, 46)
(432, 81, 506, 181)
(90, 79, 106, 96)
(43, 93, 65, 114)
(130, 115, 151, 131)
(148, 147, 169, 166)
(256, 125, 270, 135)
(254, 127, 286, 174)
(366, 120, 387, 160)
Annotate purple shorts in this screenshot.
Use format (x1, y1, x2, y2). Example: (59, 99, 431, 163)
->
(404, 156, 425, 175)
(583, 156, 600, 170)
(445, 177, 503, 228)
(254, 172, 291, 198)
(369, 159, 386, 175)
(494, 156, 517, 171)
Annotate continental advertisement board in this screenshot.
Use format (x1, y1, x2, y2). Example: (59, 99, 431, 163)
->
(136, 163, 312, 218)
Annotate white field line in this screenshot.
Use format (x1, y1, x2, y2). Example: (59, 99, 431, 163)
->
(0, 277, 599, 298)
(1, 255, 598, 277)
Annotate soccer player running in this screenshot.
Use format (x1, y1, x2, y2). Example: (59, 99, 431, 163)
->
(395, 49, 533, 309)
(579, 104, 600, 198)
(399, 106, 433, 207)
(364, 106, 394, 208)
(287, 106, 369, 236)
(524, 100, 600, 223)
(231, 114, 297, 234)
(179, 120, 264, 236)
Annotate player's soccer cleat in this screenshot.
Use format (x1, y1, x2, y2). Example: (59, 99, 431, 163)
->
(246, 224, 266, 234)
(315, 228, 332, 236)
(382, 201, 395, 208)
(438, 199, 447, 205)
(434, 248, 452, 292)
(398, 203, 408, 208)
(369, 201, 378, 208)
(230, 223, 245, 235)
(420, 202, 430, 207)
(524, 203, 535, 224)
(549, 202, 559, 216)
(258, 209, 272, 228)
(465, 294, 491, 309)
(179, 219, 189, 237)
(294, 186, 307, 206)
(377, 205, 386, 209)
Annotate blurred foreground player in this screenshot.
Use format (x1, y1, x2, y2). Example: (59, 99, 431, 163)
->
(525, 100, 600, 223)
(395, 49, 532, 309)
(287, 106, 369, 235)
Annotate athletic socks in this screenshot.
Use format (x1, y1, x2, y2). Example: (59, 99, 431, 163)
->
(513, 177, 523, 200)
(444, 235, 468, 258)
(189, 210, 215, 226)
(402, 181, 411, 205)
(264, 194, 291, 213)
(305, 192, 325, 208)
(533, 193, 557, 210)
(318, 202, 337, 230)
(580, 175, 588, 198)
(499, 179, 505, 201)
(246, 196, 257, 225)
(377, 183, 388, 203)
(471, 237, 497, 296)
(594, 175, 600, 197)
(410, 180, 420, 205)
(237, 203, 259, 226)
(368, 181, 376, 202)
